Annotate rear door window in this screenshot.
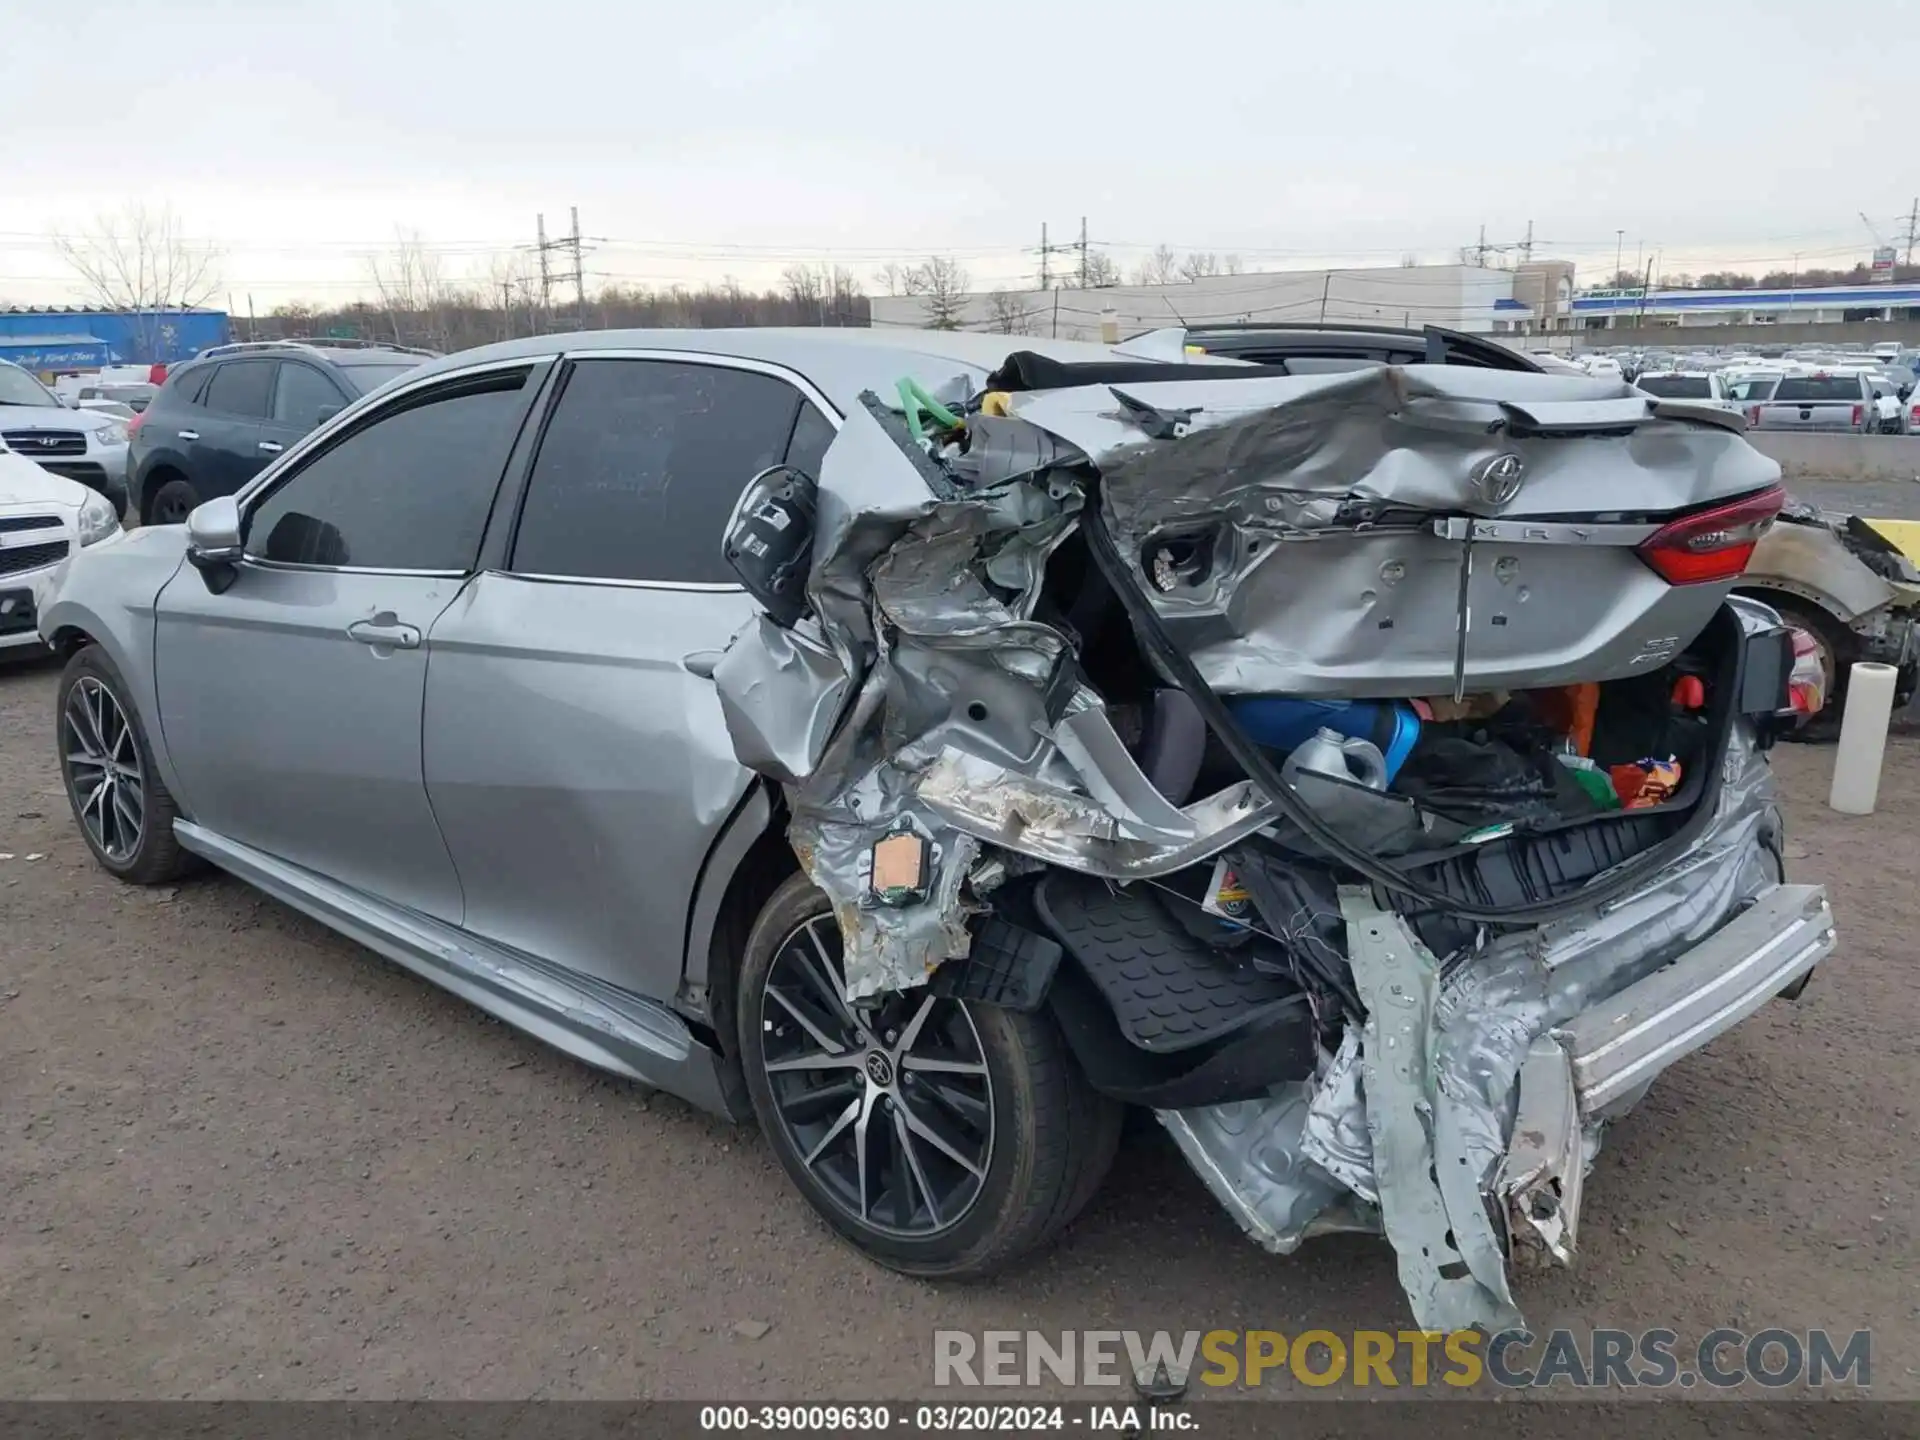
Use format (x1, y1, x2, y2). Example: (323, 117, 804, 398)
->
(509, 358, 810, 584)
(272, 362, 348, 431)
(203, 360, 275, 417)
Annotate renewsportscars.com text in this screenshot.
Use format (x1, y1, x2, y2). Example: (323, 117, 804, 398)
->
(933, 1327, 1872, 1390)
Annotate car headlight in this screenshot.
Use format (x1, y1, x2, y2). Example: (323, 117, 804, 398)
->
(77, 490, 121, 547)
(90, 421, 128, 447)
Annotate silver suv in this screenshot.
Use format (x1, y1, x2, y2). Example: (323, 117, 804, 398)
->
(40, 329, 1831, 1331)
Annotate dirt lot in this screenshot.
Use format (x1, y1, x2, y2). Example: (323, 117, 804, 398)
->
(2, 646, 1917, 1404)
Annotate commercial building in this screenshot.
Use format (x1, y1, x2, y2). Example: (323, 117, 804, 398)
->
(869, 264, 1525, 338)
(0, 306, 231, 373)
(1572, 284, 1920, 329)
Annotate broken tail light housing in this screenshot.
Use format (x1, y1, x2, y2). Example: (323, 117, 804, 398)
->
(1852, 404, 1864, 428)
(1636, 485, 1785, 585)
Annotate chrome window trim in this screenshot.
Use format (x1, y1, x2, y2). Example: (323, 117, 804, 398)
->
(488, 570, 746, 594)
(498, 349, 842, 588)
(240, 558, 469, 580)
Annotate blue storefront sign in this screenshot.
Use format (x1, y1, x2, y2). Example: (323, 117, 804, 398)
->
(0, 337, 114, 372)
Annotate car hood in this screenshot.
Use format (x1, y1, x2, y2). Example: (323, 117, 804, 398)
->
(0, 404, 118, 434)
(0, 453, 89, 508)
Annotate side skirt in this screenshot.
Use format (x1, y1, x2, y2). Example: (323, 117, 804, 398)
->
(174, 820, 742, 1119)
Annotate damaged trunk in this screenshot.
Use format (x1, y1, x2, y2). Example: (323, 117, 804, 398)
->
(712, 347, 1835, 1331)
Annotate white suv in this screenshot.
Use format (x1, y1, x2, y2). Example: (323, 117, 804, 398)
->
(0, 446, 121, 655)
(0, 360, 132, 513)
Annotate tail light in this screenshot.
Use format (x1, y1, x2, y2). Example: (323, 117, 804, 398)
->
(126, 411, 145, 438)
(1637, 485, 1785, 585)
(1745, 404, 1762, 424)
(148, 363, 167, 384)
(1852, 404, 1864, 427)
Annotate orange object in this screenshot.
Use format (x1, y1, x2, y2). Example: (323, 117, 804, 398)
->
(1670, 675, 1707, 710)
(1532, 682, 1600, 757)
(1609, 757, 1683, 809)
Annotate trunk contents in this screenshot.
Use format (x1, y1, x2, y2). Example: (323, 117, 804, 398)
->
(711, 351, 1831, 1330)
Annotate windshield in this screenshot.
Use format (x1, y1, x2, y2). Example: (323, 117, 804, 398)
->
(0, 364, 59, 408)
(342, 362, 421, 394)
(1774, 375, 1865, 401)
(1637, 374, 1712, 398)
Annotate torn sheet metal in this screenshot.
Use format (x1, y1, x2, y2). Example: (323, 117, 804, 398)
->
(1293, 724, 1782, 1280)
(1494, 1036, 1585, 1271)
(1158, 1086, 1372, 1256)
(716, 397, 1094, 998)
(1005, 367, 1782, 697)
(1340, 887, 1521, 1335)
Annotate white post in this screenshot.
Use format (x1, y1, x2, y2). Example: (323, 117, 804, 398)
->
(1828, 661, 1900, 815)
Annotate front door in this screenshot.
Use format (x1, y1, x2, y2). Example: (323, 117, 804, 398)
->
(155, 361, 543, 922)
(424, 352, 834, 996)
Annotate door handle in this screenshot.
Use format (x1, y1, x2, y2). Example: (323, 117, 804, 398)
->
(347, 618, 421, 650)
(257, 440, 284, 454)
(177, 429, 200, 441)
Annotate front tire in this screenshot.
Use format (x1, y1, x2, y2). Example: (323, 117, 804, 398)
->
(56, 647, 194, 883)
(737, 874, 1120, 1277)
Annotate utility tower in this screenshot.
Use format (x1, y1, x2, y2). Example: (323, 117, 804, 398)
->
(532, 210, 589, 331)
(1036, 218, 1089, 288)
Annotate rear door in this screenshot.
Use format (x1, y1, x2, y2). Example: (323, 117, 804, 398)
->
(423, 351, 831, 997)
(194, 359, 277, 496)
(154, 360, 544, 920)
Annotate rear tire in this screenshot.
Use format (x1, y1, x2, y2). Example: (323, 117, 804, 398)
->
(56, 646, 195, 884)
(147, 477, 200, 527)
(737, 873, 1120, 1278)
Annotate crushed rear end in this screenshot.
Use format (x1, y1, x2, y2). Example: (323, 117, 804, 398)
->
(713, 351, 1835, 1331)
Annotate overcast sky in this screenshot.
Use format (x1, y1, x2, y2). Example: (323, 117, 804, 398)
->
(1, 0, 1904, 309)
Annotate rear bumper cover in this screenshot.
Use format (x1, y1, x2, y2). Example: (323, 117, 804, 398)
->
(1559, 882, 1832, 1115)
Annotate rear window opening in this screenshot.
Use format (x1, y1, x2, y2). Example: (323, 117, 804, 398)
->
(1773, 375, 1863, 401)
(1637, 375, 1713, 399)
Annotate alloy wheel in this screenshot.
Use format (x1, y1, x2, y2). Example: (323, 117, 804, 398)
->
(758, 916, 994, 1238)
(154, 491, 195, 525)
(64, 677, 144, 862)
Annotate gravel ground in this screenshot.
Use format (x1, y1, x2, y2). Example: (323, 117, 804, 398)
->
(2, 648, 1917, 1405)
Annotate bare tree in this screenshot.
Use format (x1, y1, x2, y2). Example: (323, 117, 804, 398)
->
(905, 256, 971, 329)
(365, 229, 457, 346)
(875, 262, 912, 297)
(1222, 254, 1245, 275)
(483, 250, 544, 338)
(1400, 252, 1420, 267)
(52, 204, 221, 362)
(1133, 244, 1181, 287)
(986, 291, 1034, 335)
(1178, 251, 1221, 281)
(1079, 250, 1121, 288)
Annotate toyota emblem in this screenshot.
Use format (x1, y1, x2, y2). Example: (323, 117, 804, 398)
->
(1471, 452, 1527, 506)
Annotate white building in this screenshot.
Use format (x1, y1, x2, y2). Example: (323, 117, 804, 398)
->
(868, 264, 1527, 338)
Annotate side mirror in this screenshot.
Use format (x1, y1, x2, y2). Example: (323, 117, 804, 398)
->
(185, 495, 243, 594)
